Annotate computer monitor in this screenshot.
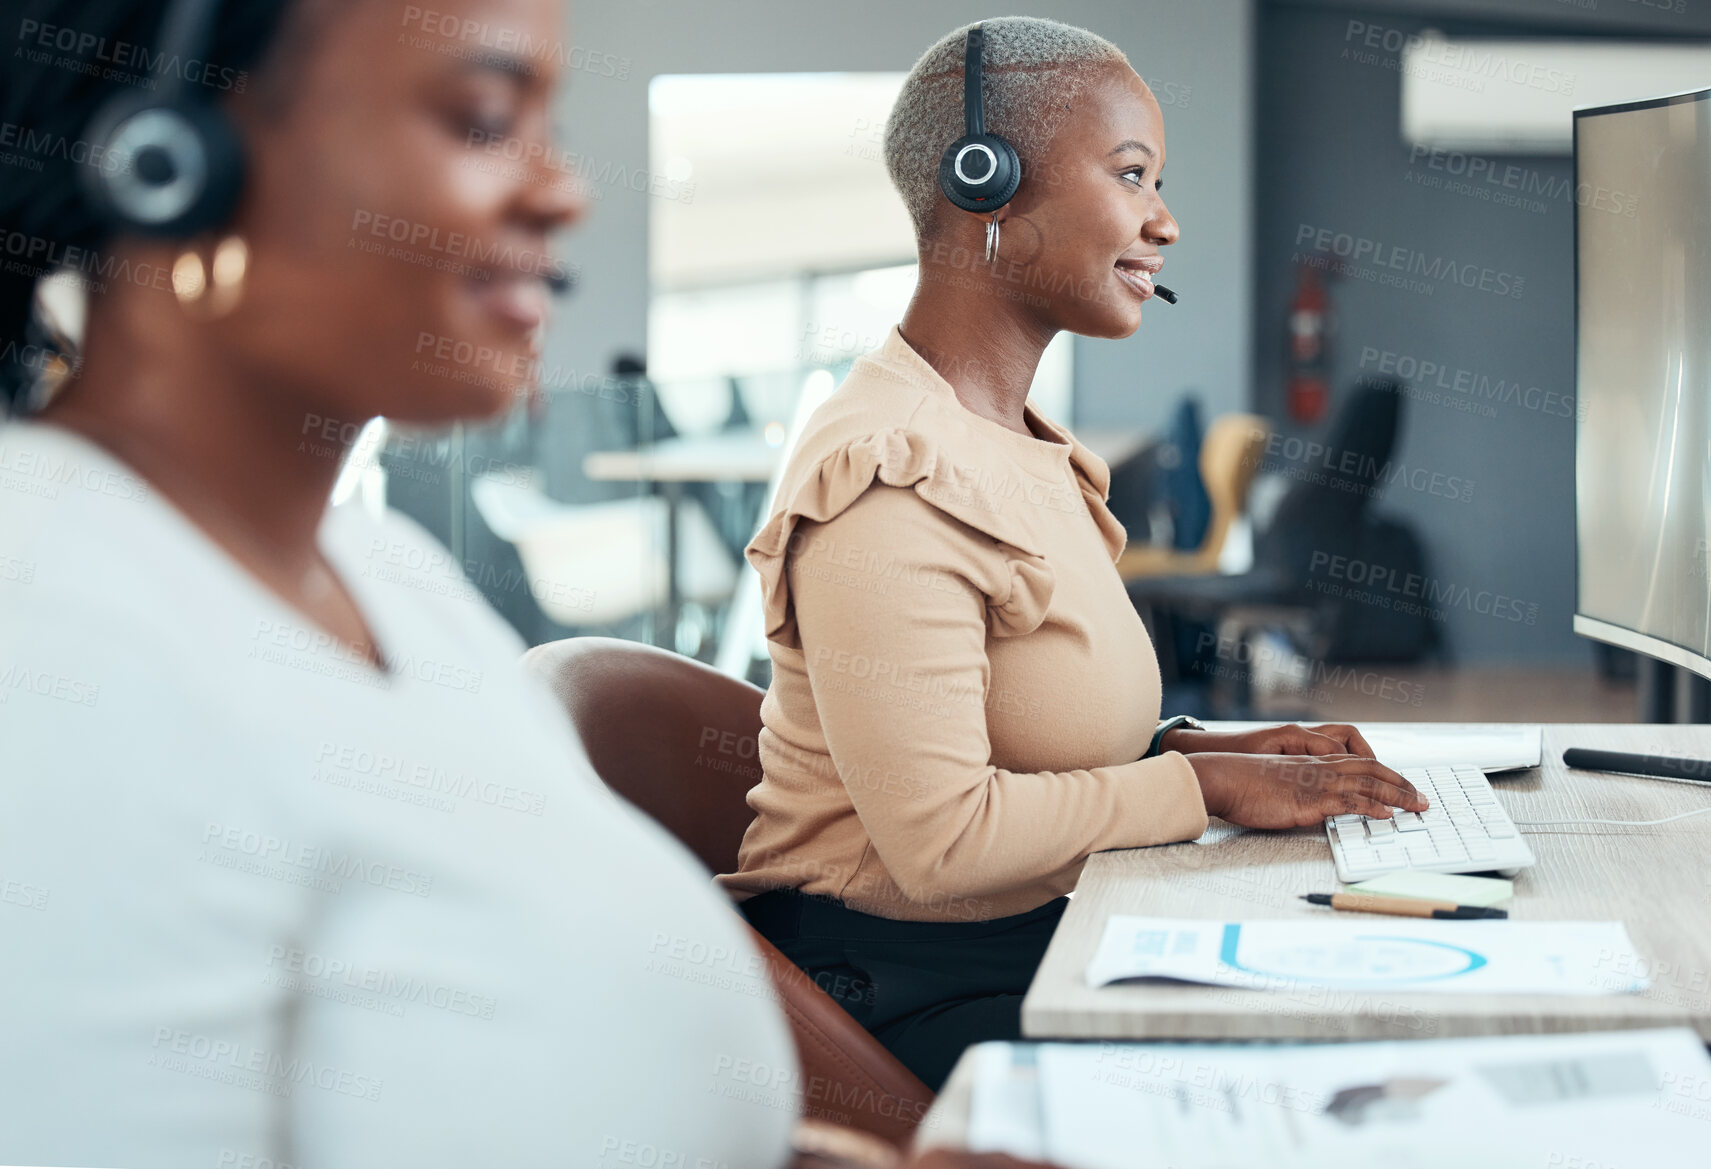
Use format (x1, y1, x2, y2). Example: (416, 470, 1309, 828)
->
(1574, 88, 1711, 682)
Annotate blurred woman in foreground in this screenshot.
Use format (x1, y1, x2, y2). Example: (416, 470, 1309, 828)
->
(0, 2, 1038, 1166)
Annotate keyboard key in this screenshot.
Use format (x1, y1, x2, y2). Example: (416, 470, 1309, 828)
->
(1330, 766, 1532, 879)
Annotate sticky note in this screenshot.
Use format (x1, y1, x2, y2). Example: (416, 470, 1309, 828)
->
(1346, 871, 1514, 907)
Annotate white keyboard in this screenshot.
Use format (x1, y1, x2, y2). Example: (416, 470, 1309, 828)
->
(1325, 764, 1536, 883)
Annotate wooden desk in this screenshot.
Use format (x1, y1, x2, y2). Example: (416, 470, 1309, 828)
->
(1022, 723, 1711, 1043)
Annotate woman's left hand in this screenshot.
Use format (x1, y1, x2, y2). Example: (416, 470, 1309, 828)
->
(1159, 722, 1377, 760)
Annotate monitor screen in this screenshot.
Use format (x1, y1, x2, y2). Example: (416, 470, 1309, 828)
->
(1575, 89, 1711, 679)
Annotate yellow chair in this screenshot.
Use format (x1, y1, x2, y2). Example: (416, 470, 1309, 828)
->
(1115, 412, 1270, 581)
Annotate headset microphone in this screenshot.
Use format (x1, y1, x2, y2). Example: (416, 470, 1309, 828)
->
(1154, 284, 1178, 304)
(80, 0, 245, 239)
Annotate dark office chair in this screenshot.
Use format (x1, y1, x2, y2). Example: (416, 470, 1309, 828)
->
(520, 636, 935, 1148)
(1131, 379, 1438, 713)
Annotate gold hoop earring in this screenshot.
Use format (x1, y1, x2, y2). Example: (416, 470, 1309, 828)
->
(173, 235, 249, 319)
(985, 215, 1001, 265)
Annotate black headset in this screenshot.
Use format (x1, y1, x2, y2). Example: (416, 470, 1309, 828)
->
(80, 0, 245, 239)
(935, 22, 1178, 304)
(937, 24, 1020, 213)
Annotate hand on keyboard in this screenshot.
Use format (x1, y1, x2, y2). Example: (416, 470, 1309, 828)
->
(1159, 721, 1378, 760)
(1326, 764, 1535, 880)
(1184, 752, 1428, 831)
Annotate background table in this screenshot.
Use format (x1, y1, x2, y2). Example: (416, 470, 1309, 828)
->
(581, 427, 1146, 485)
(1022, 723, 1711, 1042)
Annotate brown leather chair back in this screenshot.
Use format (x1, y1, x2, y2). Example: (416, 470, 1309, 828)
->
(521, 637, 935, 1146)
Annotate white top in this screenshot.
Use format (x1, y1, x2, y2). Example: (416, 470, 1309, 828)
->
(0, 420, 798, 1169)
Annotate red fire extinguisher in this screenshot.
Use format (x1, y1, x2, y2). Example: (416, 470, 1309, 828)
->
(1286, 265, 1330, 425)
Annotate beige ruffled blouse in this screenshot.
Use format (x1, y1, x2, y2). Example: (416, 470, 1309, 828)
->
(716, 326, 1206, 923)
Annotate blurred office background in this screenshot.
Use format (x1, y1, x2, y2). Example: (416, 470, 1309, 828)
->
(361, 0, 1711, 725)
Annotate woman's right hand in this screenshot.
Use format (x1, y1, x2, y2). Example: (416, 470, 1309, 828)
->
(1185, 752, 1427, 829)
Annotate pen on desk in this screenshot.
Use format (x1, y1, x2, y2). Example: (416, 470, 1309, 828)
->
(1302, 893, 1507, 920)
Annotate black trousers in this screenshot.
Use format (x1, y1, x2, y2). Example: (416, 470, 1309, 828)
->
(739, 888, 1068, 1093)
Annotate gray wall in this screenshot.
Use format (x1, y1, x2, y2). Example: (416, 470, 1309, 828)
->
(1253, 1, 1710, 665)
(551, 0, 1255, 440)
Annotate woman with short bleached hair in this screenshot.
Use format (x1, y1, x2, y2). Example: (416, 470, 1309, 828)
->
(718, 16, 1423, 1090)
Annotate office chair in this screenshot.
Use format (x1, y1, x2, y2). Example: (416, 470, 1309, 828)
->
(520, 637, 935, 1148)
(1115, 412, 1271, 580)
(1131, 380, 1436, 713)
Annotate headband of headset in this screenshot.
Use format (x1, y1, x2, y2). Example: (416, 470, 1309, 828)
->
(937, 23, 1021, 214)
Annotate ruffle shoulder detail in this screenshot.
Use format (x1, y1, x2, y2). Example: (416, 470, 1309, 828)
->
(745, 427, 1056, 650)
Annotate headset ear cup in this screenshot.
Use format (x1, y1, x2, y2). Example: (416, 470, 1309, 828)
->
(80, 94, 246, 240)
(938, 132, 1021, 213)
